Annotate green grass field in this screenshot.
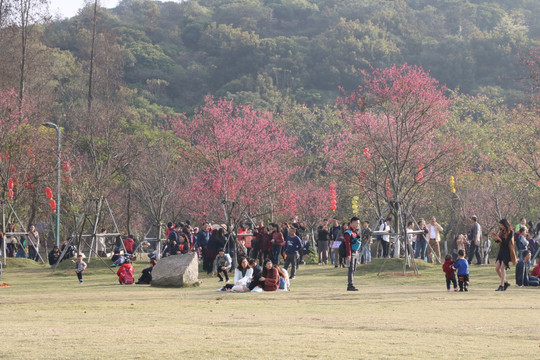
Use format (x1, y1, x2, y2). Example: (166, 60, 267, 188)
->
(0, 257, 538, 359)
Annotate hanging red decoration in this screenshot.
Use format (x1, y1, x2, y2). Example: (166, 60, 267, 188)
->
(416, 163, 424, 183)
(49, 199, 56, 212)
(8, 178, 14, 189)
(7, 190, 14, 200)
(363, 148, 371, 160)
(329, 184, 337, 212)
(45, 187, 54, 200)
(386, 179, 392, 199)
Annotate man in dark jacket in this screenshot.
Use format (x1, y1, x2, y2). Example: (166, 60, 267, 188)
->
(467, 216, 482, 265)
(516, 251, 539, 286)
(283, 228, 302, 279)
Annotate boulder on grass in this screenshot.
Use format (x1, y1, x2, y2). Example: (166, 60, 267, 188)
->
(151, 252, 198, 287)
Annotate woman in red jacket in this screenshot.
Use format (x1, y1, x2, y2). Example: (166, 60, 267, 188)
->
(270, 223, 285, 266)
(257, 259, 280, 291)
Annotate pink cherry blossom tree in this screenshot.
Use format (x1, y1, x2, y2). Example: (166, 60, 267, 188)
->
(330, 64, 461, 231)
(172, 97, 299, 231)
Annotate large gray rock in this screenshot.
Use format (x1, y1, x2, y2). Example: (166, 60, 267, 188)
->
(151, 252, 199, 287)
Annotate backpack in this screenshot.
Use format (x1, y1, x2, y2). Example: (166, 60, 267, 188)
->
(120, 267, 134, 285)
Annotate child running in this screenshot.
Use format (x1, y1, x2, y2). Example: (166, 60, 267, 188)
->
(453, 249, 470, 292)
(72, 254, 87, 284)
(442, 254, 458, 292)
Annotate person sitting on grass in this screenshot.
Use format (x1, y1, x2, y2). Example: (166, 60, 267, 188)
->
(515, 250, 539, 287)
(214, 248, 232, 282)
(248, 258, 262, 291)
(136, 259, 157, 284)
(48, 245, 61, 267)
(442, 254, 458, 292)
(117, 258, 134, 285)
(251, 259, 280, 291)
(453, 249, 469, 292)
(232, 257, 253, 290)
(276, 266, 290, 291)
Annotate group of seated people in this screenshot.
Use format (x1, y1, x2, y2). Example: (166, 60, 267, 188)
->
(217, 255, 290, 292)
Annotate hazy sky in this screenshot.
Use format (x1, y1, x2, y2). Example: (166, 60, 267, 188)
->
(49, 0, 120, 19)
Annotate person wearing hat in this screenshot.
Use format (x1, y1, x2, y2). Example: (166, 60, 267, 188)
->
(467, 215, 482, 265)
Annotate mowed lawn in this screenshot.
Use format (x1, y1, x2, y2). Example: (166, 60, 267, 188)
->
(0, 257, 538, 360)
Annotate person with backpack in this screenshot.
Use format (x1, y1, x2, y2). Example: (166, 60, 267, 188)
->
(344, 217, 362, 291)
(117, 258, 135, 285)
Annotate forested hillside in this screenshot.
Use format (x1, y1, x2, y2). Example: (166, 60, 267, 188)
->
(46, 0, 540, 112)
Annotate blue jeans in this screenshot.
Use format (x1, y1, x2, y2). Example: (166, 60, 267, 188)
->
(415, 239, 427, 261)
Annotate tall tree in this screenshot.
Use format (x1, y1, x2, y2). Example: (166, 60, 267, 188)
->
(12, 0, 49, 107)
(330, 64, 460, 230)
(172, 97, 299, 230)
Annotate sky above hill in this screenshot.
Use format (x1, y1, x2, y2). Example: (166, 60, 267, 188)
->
(49, 0, 119, 19)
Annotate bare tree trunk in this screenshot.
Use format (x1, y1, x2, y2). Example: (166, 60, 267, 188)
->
(18, 0, 29, 107)
(126, 183, 131, 235)
(87, 0, 98, 113)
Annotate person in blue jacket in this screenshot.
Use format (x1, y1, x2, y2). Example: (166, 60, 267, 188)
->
(453, 249, 470, 292)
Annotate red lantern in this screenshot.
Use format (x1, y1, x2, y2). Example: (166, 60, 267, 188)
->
(8, 178, 14, 189)
(49, 199, 56, 212)
(330, 204, 337, 211)
(363, 148, 371, 160)
(45, 187, 53, 200)
(386, 179, 392, 198)
(330, 199, 336, 205)
(329, 183, 336, 190)
(7, 190, 14, 200)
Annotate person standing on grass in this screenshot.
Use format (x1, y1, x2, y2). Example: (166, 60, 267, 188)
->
(442, 254, 458, 292)
(491, 219, 517, 291)
(72, 254, 87, 284)
(270, 223, 285, 266)
(426, 217, 443, 264)
(317, 224, 330, 265)
(330, 218, 343, 267)
(360, 221, 372, 265)
(283, 227, 302, 279)
(378, 218, 392, 258)
(344, 217, 361, 291)
(467, 216, 482, 265)
(27, 225, 40, 262)
(453, 250, 469, 291)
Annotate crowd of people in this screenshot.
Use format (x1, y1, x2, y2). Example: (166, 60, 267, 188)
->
(2, 214, 540, 293)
